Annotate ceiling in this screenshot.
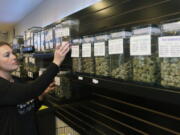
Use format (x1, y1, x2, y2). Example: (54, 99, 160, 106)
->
(0, 0, 44, 33)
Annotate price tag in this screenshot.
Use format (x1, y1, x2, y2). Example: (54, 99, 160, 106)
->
(78, 76, 83, 80)
(92, 79, 99, 84)
(54, 77, 60, 86)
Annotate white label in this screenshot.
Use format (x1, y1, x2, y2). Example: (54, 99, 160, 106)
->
(49, 42, 54, 49)
(71, 45, 79, 57)
(92, 79, 99, 84)
(54, 77, 60, 86)
(28, 72, 33, 78)
(16, 72, 20, 77)
(94, 42, 105, 56)
(59, 27, 70, 37)
(159, 36, 180, 57)
(39, 71, 43, 76)
(25, 57, 29, 63)
(108, 38, 124, 54)
(82, 43, 91, 57)
(31, 58, 35, 64)
(130, 35, 151, 56)
(78, 76, 83, 80)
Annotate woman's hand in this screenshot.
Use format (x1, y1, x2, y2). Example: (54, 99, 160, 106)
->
(38, 82, 56, 101)
(53, 42, 70, 66)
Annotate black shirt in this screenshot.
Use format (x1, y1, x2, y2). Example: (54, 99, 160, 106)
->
(0, 63, 59, 135)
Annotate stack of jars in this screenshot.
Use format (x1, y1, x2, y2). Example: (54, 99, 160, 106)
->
(130, 25, 161, 85)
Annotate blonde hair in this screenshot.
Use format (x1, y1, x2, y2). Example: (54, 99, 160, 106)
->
(0, 41, 11, 47)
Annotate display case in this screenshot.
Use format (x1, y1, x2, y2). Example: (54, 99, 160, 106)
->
(81, 36, 95, 75)
(159, 20, 180, 89)
(130, 25, 161, 85)
(94, 33, 110, 77)
(108, 30, 132, 80)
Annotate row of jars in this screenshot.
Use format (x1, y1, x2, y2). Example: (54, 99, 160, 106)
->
(24, 20, 79, 53)
(71, 19, 180, 89)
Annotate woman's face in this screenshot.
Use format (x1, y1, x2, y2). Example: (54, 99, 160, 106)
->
(0, 45, 19, 72)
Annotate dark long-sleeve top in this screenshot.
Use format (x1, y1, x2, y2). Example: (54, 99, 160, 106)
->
(0, 63, 59, 135)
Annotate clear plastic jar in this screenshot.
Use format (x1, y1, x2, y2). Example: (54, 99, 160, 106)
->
(58, 19, 79, 42)
(71, 38, 81, 73)
(81, 36, 95, 74)
(130, 25, 160, 85)
(159, 20, 180, 88)
(54, 23, 62, 47)
(108, 30, 132, 80)
(54, 71, 71, 99)
(40, 30, 45, 52)
(94, 33, 110, 77)
(44, 28, 55, 52)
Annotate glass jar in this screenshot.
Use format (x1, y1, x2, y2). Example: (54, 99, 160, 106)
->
(130, 25, 160, 85)
(54, 71, 71, 99)
(44, 28, 55, 52)
(40, 30, 45, 52)
(81, 36, 95, 74)
(59, 19, 79, 42)
(54, 23, 62, 47)
(108, 30, 132, 80)
(71, 38, 81, 73)
(159, 20, 180, 88)
(94, 33, 110, 77)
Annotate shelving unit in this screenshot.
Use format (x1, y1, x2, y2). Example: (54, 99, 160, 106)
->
(14, 0, 179, 134)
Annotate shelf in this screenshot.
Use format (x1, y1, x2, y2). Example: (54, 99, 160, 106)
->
(32, 52, 53, 59)
(22, 46, 34, 53)
(72, 73, 180, 106)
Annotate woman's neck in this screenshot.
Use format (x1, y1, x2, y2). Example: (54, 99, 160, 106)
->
(0, 70, 13, 82)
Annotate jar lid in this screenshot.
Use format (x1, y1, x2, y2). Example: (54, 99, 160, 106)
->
(110, 31, 132, 38)
(161, 21, 180, 32)
(132, 25, 160, 35)
(83, 36, 95, 42)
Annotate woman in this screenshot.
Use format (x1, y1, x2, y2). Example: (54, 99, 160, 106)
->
(0, 41, 70, 135)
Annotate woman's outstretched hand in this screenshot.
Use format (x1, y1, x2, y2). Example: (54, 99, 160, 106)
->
(53, 42, 70, 66)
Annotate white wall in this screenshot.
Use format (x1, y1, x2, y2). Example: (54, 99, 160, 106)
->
(15, 0, 100, 35)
